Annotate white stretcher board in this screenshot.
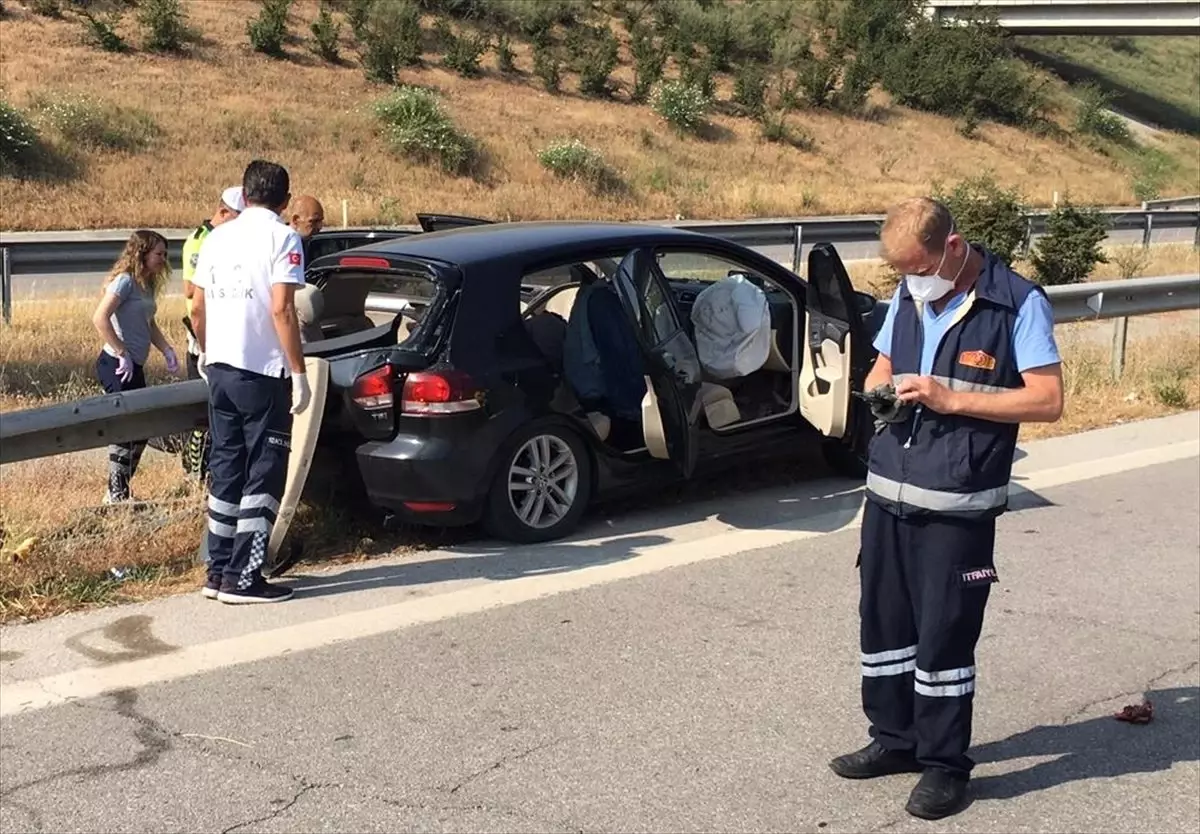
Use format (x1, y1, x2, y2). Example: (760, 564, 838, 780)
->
(267, 357, 329, 561)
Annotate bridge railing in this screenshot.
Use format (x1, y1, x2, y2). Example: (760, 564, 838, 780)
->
(2, 273, 1196, 466)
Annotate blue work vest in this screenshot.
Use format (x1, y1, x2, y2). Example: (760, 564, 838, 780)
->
(866, 247, 1045, 520)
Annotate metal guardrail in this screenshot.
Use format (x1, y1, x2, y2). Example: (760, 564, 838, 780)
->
(1, 207, 1198, 277)
(1143, 196, 1200, 211)
(2, 273, 1196, 466)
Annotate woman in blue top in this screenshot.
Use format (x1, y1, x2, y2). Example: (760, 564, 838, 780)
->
(90, 229, 180, 503)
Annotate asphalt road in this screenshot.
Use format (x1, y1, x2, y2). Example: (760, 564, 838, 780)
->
(1, 413, 1198, 833)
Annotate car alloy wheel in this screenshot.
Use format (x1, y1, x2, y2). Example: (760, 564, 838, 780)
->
(507, 434, 580, 530)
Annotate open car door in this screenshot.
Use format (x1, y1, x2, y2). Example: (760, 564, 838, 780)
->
(799, 243, 868, 439)
(610, 250, 704, 477)
(416, 213, 494, 233)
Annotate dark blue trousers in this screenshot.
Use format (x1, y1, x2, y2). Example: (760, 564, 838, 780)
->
(858, 499, 997, 777)
(204, 363, 292, 591)
(96, 351, 147, 502)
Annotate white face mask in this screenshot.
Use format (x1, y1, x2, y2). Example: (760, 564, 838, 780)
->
(904, 234, 967, 303)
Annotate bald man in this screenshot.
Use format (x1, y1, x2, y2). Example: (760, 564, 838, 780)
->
(288, 195, 325, 258)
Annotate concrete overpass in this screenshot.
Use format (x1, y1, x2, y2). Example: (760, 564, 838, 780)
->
(926, 0, 1200, 35)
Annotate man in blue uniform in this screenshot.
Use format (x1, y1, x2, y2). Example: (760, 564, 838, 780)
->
(830, 197, 1064, 820)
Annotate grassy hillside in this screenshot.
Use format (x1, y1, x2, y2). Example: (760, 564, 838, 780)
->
(0, 0, 1197, 232)
(1015, 34, 1200, 136)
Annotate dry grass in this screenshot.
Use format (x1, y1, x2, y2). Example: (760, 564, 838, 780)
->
(0, 0, 1197, 231)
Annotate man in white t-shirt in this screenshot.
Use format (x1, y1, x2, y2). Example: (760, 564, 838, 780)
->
(189, 159, 311, 604)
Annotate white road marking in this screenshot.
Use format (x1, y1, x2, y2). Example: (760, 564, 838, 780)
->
(2, 437, 1196, 717)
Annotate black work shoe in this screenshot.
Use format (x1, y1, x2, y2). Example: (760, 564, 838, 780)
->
(829, 741, 923, 779)
(217, 578, 294, 605)
(201, 575, 221, 600)
(905, 769, 970, 820)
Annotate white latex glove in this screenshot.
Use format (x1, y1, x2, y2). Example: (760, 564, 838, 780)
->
(115, 353, 135, 383)
(163, 346, 179, 375)
(196, 351, 209, 382)
(290, 371, 311, 415)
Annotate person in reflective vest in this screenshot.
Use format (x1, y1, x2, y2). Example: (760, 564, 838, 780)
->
(829, 197, 1064, 821)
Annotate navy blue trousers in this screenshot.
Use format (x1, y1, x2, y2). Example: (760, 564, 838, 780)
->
(858, 499, 997, 777)
(96, 351, 147, 502)
(204, 363, 292, 590)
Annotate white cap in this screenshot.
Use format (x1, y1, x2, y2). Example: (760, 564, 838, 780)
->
(221, 186, 246, 213)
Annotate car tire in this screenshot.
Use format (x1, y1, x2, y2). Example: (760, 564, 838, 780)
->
(483, 424, 593, 544)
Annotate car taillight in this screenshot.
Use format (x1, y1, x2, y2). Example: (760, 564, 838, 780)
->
(339, 256, 391, 269)
(351, 365, 394, 410)
(402, 370, 481, 416)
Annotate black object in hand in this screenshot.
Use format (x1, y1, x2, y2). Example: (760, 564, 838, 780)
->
(853, 384, 912, 430)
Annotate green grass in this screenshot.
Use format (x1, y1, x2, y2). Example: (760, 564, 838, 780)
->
(1014, 35, 1200, 135)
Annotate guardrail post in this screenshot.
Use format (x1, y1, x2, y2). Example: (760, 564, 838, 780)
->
(1111, 316, 1129, 381)
(1142, 213, 1153, 248)
(1, 247, 11, 326)
(791, 224, 804, 274)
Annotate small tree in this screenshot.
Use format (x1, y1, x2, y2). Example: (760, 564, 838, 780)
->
(629, 23, 667, 103)
(933, 173, 1027, 264)
(138, 0, 189, 53)
(361, 0, 421, 84)
(532, 43, 561, 93)
(247, 0, 292, 58)
(732, 63, 767, 118)
(1030, 200, 1109, 286)
(310, 3, 342, 62)
(577, 26, 619, 98)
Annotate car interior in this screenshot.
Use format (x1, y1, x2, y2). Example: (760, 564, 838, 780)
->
(519, 250, 805, 458)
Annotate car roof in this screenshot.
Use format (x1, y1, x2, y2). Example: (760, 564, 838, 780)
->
(335, 221, 719, 269)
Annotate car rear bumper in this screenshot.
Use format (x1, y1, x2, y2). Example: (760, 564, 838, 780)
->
(355, 432, 489, 527)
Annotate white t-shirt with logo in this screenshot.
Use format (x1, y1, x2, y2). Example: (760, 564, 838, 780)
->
(189, 206, 305, 378)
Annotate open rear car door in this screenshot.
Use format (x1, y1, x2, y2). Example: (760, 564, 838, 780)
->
(610, 250, 704, 477)
(799, 243, 870, 439)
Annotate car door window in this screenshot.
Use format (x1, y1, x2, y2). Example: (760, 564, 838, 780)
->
(615, 251, 680, 347)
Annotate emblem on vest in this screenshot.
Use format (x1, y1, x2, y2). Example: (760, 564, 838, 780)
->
(958, 350, 996, 371)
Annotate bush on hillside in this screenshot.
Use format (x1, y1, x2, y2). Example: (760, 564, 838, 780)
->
(532, 43, 561, 93)
(344, 0, 373, 40)
(576, 26, 620, 98)
(138, 0, 190, 53)
(652, 80, 709, 135)
(882, 16, 1046, 127)
(1030, 200, 1110, 286)
(933, 174, 1028, 264)
(247, 0, 292, 58)
(1074, 83, 1132, 146)
(310, 3, 342, 62)
(441, 25, 490, 77)
(79, 8, 129, 53)
(629, 23, 667, 103)
(732, 63, 767, 118)
(31, 93, 161, 153)
(495, 33, 515, 73)
(29, 0, 63, 17)
(361, 0, 421, 83)
(537, 139, 621, 192)
(0, 100, 43, 177)
(374, 86, 479, 176)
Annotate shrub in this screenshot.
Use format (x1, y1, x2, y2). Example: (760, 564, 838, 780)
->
(29, 0, 62, 17)
(833, 55, 872, 114)
(732, 63, 767, 118)
(138, 0, 189, 53)
(442, 27, 490, 77)
(373, 86, 479, 176)
(1131, 149, 1173, 203)
(532, 43, 561, 93)
(629, 23, 666, 103)
(652, 80, 709, 135)
(247, 0, 292, 58)
(881, 17, 1046, 127)
(537, 138, 619, 192)
(1074, 83, 1132, 145)
(80, 9, 129, 53)
(1030, 200, 1109, 286)
(0, 100, 43, 177)
(310, 3, 342, 62)
(31, 93, 160, 153)
(680, 53, 717, 101)
(495, 32, 515, 73)
(933, 174, 1027, 264)
(577, 26, 619, 98)
(361, 0, 421, 83)
(345, 0, 372, 40)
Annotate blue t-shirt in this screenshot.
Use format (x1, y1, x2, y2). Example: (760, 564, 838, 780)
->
(872, 283, 1060, 375)
(102, 273, 156, 366)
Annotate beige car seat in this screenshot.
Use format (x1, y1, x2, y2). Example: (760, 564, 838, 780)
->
(294, 284, 325, 343)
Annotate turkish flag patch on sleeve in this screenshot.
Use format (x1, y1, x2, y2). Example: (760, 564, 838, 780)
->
(288, 251, 302, 266)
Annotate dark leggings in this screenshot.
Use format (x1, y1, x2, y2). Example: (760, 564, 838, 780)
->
(96, 351, 148, 502)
